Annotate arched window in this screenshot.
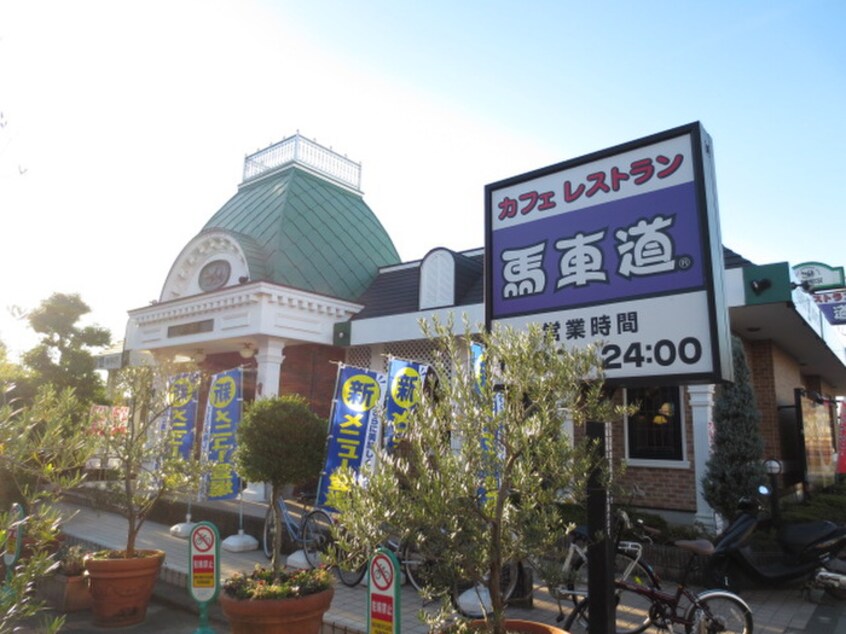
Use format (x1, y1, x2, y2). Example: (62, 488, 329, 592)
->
(419, 250, 455, 310)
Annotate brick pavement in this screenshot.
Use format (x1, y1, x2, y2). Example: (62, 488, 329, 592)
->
(51, 499, 846, 633)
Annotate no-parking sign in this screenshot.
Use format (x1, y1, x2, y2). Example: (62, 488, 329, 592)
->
(367, 548, 401, 634)
(188, 522, 220, 604)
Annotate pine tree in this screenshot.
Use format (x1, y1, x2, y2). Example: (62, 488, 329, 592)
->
(702, 336, 767, 521)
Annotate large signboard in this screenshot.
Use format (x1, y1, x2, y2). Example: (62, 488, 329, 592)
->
(485, 122, 732, 385)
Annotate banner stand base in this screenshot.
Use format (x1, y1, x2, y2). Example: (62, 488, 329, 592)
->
(222, 529, 258, 552)
(170, 514, 195, 539)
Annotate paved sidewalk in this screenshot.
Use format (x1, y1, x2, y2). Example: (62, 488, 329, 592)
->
(54, 500, 844, 633)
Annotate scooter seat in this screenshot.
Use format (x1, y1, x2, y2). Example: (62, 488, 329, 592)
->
(779, 520, 839, 555)
(675, 539, 715, 557)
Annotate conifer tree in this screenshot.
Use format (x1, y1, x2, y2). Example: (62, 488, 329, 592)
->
(702, 336, 766, 521)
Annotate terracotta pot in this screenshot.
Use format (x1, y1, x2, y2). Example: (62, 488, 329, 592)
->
(451, 620, 568, 634)
(84, 549, 164, 627)
(219, 586, 334, 634)
(38, 573, 92, 612)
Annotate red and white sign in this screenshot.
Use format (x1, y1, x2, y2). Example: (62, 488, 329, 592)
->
(188, 522, 220, 604)
(367, 548, 400, 634)
(192, 525, 215, 552)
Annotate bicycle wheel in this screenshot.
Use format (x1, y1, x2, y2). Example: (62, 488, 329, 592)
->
(337, 559, 367, 587)
(563, 597, 591, 634)
(563, 552, 656, 634)
(262, 505, 274, 560)
(452, 560, 521, 617)
(528, 536, 589, 604)
(612, 551, 657, 634)
(301, 509, 333, 569)
(403, 541, 440, 593)
(500, 559, 520, 602)
(335, 529, 367, 588)
(685, 590, 753, 634)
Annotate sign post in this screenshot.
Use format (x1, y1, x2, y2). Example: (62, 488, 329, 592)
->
(367, 547, 401, 634)
(188, 521, 220, 633)
(484, 122, 732, 634)
(3, 503, 25, 583)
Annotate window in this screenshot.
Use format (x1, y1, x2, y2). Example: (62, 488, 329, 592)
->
(419, 249, 454, 310)
(626, 386, 684, 462)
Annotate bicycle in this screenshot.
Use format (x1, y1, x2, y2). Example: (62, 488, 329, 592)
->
(262, 492, 316, 560)
(528, 489, 661, 625)
(563, 538, 753, 634)
(299, 505, 369, 586)
(304, 516, 520, 607)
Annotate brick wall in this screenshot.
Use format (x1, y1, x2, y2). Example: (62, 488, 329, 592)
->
(279, 343, 345, 419)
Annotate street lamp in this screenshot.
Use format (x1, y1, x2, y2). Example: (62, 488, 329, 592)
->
(763, 458, 783, 526)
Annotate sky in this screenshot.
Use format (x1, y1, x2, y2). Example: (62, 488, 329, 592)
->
(1, 0, 844, 358)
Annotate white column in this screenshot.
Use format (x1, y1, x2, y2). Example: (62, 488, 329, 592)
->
(240, 338, 285, 502)
(255, 339, 285, 400)
(689, 384, 717, 530)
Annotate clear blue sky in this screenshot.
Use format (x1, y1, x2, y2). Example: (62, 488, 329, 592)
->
(1, 0, 844, 353)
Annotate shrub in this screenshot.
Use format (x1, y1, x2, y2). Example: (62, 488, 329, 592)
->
(222, 565, 332, 600)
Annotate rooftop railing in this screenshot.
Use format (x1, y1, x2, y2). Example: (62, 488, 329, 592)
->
(242, 133, 362, 191)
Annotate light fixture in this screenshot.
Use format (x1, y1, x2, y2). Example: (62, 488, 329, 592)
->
(764, 458, 782, 475)
(749, 278, 771, 295)
(791, 280, 814, 293)
(194, 349, 206, 363)
(239, 344, 255, 359)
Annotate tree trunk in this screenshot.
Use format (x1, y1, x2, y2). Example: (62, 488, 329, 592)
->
(271, 484, 282, 573)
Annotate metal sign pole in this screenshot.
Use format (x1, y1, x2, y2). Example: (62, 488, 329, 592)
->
(587, 421, 612, 634)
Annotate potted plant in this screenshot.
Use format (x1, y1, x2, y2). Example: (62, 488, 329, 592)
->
(328, 319, 628, 634)
(220, 564, 334, 634)
(83, 363, 202, 627)
(219, 394, 331, 633)
(0, 383, 95, 632)
(39, 544, 92, 612)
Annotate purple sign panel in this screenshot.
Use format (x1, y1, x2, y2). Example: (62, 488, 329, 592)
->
(814, 289, 846, 325)
(485, 123, 732, 385)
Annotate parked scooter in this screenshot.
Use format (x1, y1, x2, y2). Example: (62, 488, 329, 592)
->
(708, 485, 846, 598)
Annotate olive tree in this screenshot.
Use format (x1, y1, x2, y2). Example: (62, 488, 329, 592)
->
(0, 383, 96, 633)
(328, 319, 626, 634)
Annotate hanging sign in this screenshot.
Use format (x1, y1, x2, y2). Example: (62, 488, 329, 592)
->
(812, 289, 846, 325)
(793, 262, 845, 291)
(367, 547, 401, 634)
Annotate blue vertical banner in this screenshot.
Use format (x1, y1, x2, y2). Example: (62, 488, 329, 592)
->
(470, 343, 502, 507)
(164, 372, 200, 460)
(383, 358, 429, 452)
(316, 364, 386, 508)
(202, 367, 243, 501)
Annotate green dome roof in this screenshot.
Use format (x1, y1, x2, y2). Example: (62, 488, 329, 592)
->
(200, 164, 400, 301)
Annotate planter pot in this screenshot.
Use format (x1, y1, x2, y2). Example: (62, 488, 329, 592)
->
(38, 573, 92, 612)
(219, 587, 334, 634)
(449, 620, 568, 634)
(84, 549, 164, 627)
